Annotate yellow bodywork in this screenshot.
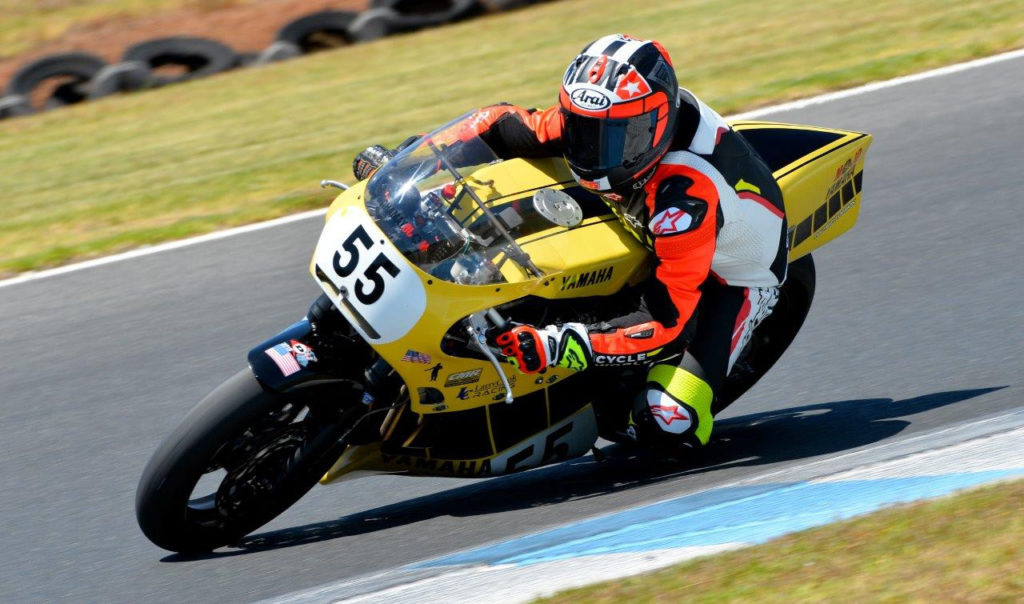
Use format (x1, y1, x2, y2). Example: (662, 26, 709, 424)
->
(313, 120, 871, 483)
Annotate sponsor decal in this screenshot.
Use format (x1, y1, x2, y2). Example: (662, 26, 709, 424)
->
(569, 86, 614, 111)
(402, 349, 432, 364)
(265, 340, 317, 377)
(560, 266, 613, 291)
(650, 207, 693, 235)
(380, 453, 493, 477)
(788, 146, 866, 249)
(627, 328, 655, 339)
(595, 352, 649, 366)
(425, 362, 444, 382)
(603, 192, 624, 202)
(455, 375, 517, 400)
(579, 178, 600, 190)
(614, 66, 652, 100)
(444, 368, 482, 387)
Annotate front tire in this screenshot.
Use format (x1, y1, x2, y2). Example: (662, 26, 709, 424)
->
(135, 370, 362, 553)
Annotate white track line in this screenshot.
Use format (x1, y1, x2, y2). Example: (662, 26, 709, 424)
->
(3, 47, 1023, 292)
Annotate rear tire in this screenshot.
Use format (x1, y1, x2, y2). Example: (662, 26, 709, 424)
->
(714, 254, 816, 414)
(135, 370, 362, 553)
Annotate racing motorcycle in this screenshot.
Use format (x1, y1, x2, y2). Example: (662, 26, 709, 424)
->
(136, 112, 871, 553)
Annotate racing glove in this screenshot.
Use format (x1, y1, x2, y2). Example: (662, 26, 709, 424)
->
(352, 136, 421, 181)
(493, 323, 593, 374)
(352, 145, 395, 181)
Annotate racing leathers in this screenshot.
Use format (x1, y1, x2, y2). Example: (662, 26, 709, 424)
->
(471, 88, 788, 450)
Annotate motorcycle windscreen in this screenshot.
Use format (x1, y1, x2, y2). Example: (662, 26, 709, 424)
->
(362, 116, 570, 285)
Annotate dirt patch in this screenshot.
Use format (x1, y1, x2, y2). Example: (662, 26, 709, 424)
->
(0, 0, 369, 89)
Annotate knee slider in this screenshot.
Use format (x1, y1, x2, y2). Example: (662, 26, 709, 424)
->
(638, 364, 715, 446)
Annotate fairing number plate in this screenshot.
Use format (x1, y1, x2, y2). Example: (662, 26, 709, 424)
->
(313, 207, 426, 344)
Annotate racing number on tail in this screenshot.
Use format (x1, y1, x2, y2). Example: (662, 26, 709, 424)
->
(332, 225, 401, 304)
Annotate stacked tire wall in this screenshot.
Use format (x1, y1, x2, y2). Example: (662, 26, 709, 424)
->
(0, 0, 553, 120)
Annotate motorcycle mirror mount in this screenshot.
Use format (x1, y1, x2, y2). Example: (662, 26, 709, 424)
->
(321, 179, 349, 190)
(533, 188, 583, 228)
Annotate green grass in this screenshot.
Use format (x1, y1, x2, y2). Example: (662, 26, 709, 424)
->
(537, 478, 1024, 603)
(2, 0, 1023, 276)
(0, 0, 252, 59)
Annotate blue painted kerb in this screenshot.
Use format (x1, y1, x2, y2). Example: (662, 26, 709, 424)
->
(418, 469, 1023, 568)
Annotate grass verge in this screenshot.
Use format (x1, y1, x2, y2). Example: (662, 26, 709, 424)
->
(2, 0, 1023, 276)
(537, 478, 1024, 603)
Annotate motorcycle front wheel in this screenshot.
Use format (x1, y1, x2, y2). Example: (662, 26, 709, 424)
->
(135, 369, 362, 553)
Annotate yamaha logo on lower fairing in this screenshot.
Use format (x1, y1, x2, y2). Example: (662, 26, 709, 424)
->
(570, 87, 612, 111)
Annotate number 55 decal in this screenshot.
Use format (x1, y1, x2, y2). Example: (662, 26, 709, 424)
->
(313, 208, 426, 344)
(332, 225, 401, 304)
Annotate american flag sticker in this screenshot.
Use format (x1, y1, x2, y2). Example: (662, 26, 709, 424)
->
(266, 342, 301, 376)
(401, 349, 432, 364)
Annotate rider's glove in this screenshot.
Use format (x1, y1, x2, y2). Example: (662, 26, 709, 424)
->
(352, 136, 421, 181)
(492, 323, 593, 374)
(352, 145, 395, 181)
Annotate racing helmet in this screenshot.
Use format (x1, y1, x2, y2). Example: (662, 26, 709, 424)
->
(559, 35, 681, 198)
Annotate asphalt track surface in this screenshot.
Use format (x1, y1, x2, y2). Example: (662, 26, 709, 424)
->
(2, 56, 1023, 603)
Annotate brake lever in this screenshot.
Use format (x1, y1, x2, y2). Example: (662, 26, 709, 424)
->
(466, 311, 513, 404)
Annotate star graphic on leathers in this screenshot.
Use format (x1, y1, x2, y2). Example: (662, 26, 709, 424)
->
(650, 404, 689, 425)
(652, 209, 689, 234)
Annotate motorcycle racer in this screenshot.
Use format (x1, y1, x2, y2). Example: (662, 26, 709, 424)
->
(354, 34, 787, 453)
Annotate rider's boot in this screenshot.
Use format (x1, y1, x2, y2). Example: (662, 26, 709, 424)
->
(628, 363, 715, 456)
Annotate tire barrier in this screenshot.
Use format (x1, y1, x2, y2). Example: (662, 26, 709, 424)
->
(275, 10, 358, 54)
(370, 0, 483, 22)
(346, 8, 400, 43)
(479, 0, 538, 10)
(86, 61, 152, 100)
(1, 1, 559, 120)
(0, 94, 33, 120)
(254, 41, 303, 65)
(122, 36, 239, 85)
(4, 52, 108, 110)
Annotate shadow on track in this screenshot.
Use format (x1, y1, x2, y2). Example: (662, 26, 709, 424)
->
(162, 386, 1004, 561)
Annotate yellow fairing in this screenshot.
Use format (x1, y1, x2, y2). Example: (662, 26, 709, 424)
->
(312, 158, 649, 415)
(732, 121, 873, 261)
(312, 122, 870, 416)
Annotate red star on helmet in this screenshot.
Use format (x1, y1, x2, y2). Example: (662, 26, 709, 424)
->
(650, 404, 689, 425)
(615, 67, 652, 100)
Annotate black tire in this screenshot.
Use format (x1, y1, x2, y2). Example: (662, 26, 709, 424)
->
(253, 41, 302, 65)
(714, 254, 816, 414)
(347, 8, 400, 43)
(0, 94, 32, 119)
(122, 36, 239, 85)
(86, 61, 152, 100)
(370, 0, 482, 22)
(275, 11, 358, 53)
(4, 52, 107, 108)
(135, 369, 364, 553)
(479, 0, 536, 11)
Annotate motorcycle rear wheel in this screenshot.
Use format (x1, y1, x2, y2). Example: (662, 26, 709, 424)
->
(714, 253, 816, 414)
(135, 369, 362, 553)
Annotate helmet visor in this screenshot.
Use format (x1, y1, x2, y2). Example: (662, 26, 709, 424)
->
(562, 110, 658, 172)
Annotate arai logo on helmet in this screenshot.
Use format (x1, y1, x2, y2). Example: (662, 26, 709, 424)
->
(569, 87, 613, 111)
